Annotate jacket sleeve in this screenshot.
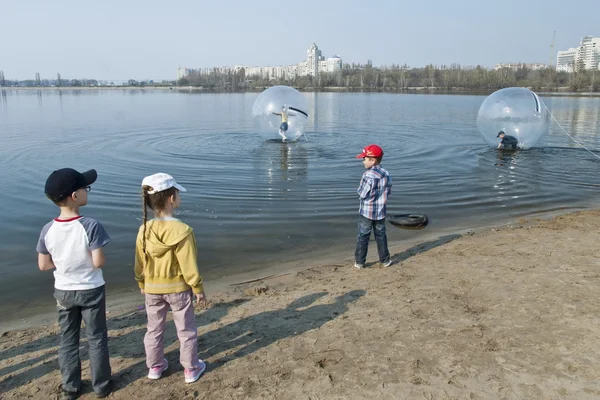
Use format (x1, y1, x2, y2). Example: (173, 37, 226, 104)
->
(175, 232, 204, 294)
(134, 234, 145, 290)
(357, 175, 373, 200)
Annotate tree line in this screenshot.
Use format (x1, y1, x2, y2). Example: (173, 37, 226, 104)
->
(2, 65, 598, 92)
(0, 71, 171, 88)
(178, 63, 600, 92)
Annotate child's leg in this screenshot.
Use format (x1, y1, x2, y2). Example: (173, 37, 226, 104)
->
(167, 290, 200, 370)
(54, 289, 83, 394)
(373, 218, 391, 263)
(144, 293, 170, 369)
(279, 123, 288, 141)
(354, 215, 374, 265)
(80, 286, 112, 395)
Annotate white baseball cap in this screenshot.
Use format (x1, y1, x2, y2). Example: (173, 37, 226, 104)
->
(141, 173, 187, 194)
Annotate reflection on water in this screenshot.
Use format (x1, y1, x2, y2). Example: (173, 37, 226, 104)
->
(490, 150, 543, 209)
(544, 97, 600, 148)
(493, 151, 520, 206)
(258, 140, 308, 184)
(0, 90, 8, 115)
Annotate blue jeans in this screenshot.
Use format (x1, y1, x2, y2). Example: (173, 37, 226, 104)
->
(354, 215, 390, 265)
(54, 285, 112, 395)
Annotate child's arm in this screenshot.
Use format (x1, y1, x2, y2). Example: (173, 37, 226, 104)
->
(38, 253, 55, 271)
(134, 237, 145, 291)
(272, 112, 281, 116)
(357, 176, 373, 199)
(86, 219, 111, 268)
(175, 233, 205, 298)
(91, 248, 106, 268)
(36, 225, 53, 271)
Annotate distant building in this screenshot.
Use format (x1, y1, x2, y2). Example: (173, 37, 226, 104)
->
(304, 43, 321, 76)
(556, 48, 578, 73)
(556, 36, 600, 72)
(494, 63, 547, 71)
(177, 67, 197, 80)
(321, 55, 343, 73)
(177, 43, 342, 81)
(576, 36, 600, 71)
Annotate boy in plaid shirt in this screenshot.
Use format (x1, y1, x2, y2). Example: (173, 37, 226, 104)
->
(354, 144, 393, 269)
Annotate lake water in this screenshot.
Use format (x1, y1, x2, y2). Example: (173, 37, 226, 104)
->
(1, 89, 599, 323)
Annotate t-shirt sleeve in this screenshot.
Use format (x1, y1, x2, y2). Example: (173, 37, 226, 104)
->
(80, 218, 111, 250)
(36, 222, 53, 254)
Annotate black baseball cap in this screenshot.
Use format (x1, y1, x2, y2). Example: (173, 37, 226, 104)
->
(496, 131, 505, 137)
(45, 168, 97, 202)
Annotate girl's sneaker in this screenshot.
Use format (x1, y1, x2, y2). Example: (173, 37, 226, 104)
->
(148, 359, 169, 380)
(184, 360, 206, 383)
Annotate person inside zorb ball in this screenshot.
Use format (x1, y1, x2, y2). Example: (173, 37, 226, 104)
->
(476, 87, 550, 150)
(252, 86, 309, 142)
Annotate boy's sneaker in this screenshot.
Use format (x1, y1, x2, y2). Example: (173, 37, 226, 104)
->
(184, 360, 207, 383)
(354, 262, 364, 269)
(148, 359, 169, 380)
(61, 390, 79, 400)
(382, 259, 394, 268)
(95, 380, 114, 398)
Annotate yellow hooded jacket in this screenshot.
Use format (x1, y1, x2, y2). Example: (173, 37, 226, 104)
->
(134, 218, 204, 295)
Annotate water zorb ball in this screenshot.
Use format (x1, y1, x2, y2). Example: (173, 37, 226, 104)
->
(476, 87, 550, 149)
(252, 86, 309, 141)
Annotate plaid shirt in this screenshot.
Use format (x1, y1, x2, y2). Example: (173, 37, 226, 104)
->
(357, 165, 392, 220)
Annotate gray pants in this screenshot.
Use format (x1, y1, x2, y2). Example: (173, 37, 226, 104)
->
(54, 285, 111, 394)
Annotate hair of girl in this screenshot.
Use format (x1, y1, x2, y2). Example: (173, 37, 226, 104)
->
(141, 185, 152, 267)
(141, 186, 179, 266)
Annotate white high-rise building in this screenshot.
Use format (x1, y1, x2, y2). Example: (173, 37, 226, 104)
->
(305, 43, 322, 76)
(576, 36, 600, 71)
(556, 36, 600, 72)
(556, 48, 577, 72)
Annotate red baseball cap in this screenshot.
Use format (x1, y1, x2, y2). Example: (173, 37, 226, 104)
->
(356, 144, 384, 158)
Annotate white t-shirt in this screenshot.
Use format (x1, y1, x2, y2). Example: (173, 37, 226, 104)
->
(36, 216, 110, 290)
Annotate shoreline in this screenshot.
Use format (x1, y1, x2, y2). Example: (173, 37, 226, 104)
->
(0, 205, 589, 334)
(2, 86, 600, 96)
(3, 208, 600, 398)
(0, 221, 469, 335)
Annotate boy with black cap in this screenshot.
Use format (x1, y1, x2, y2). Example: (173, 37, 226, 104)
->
(36, 168, 113, 399)
(354, 144, 393, 269)
(497, 131, 519, 150)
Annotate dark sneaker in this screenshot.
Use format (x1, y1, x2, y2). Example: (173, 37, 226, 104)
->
(96, 380, 114, 398)
(61, 390, 79, 400)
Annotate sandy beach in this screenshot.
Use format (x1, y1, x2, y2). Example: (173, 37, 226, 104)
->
(2, 210, 600, 399)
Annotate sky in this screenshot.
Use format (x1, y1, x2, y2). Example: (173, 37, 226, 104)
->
(1, 0, 598, 81)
